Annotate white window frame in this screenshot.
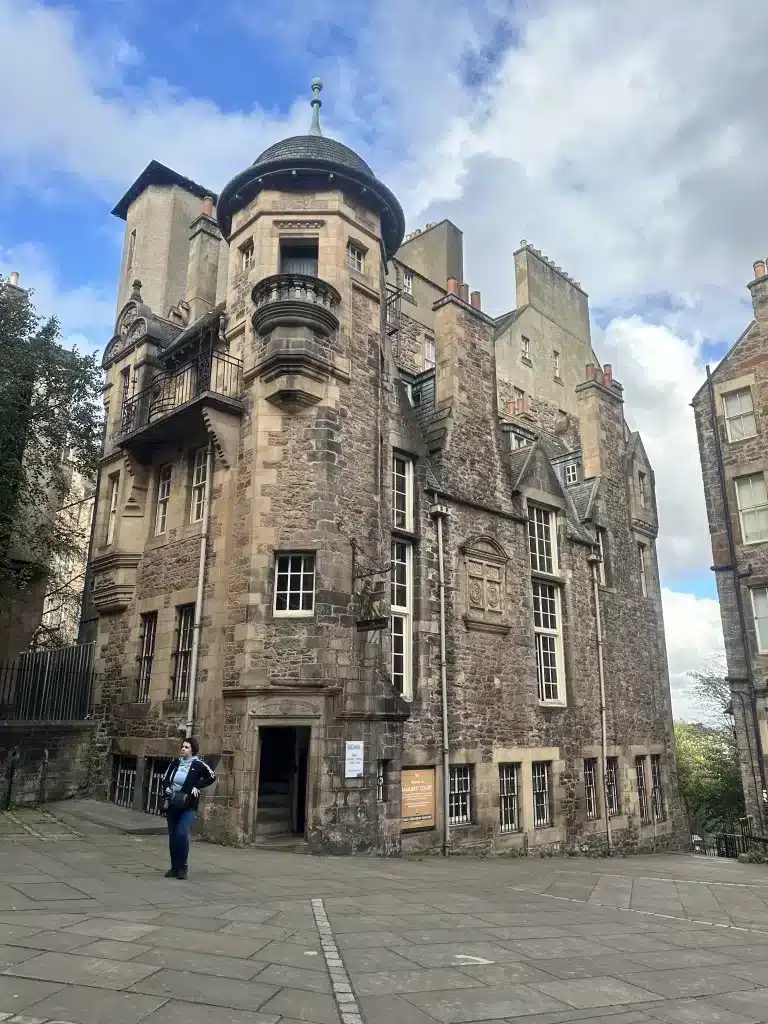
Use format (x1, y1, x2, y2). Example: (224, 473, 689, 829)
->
(529, 505, 557, 574)
(584, 758, 600, 820)
(171, 603, 195, 701)
(391, 539, 412, 699)
(638, 542, 648, 597)
(499, 763, 521, 833)
(347, 241, 365, 273)
(635, 755, 650, 824)
(137, 611, 157, 703)
(564, 462, 578, 486)
(423, 335, 436, 371)
(403, 269, 413, 296)
(155, 463, 172, 536)
(751, 586, 768, 652)
(190, 447, 208, 524)
(735, 473, 768, 544)
(596, 528, 607, 585)
(533, 581, 565, 704)
(449, 764, 472, 825)
(723, 388, 756, 442)
(532, 761, 552, 828)
(273, 553, 316, 617)
(553, 350, 560, 378)
(522, 335, 530, 360)
(105, 473, 120, 545)
(240, 239, 254, 271)
(511, 433, 530, 450)
(392, 454, 414, 531)
(606, 756, 620, 817)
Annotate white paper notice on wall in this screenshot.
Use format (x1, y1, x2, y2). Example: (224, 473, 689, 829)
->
(344, 740, 364, 779)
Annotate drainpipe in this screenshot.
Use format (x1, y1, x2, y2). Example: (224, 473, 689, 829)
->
(185, 438, 214, 736)
(588, 553, 612, 854)
(430, 501, 451, 856)
(706, 366, 766, 819)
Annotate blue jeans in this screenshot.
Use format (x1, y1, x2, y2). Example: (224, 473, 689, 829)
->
(166, 807, 196, 873)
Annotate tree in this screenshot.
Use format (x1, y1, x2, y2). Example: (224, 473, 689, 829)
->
(0, 276, 102, 642)
(687, 661, 732, 724)
(675, 721, 744, 833)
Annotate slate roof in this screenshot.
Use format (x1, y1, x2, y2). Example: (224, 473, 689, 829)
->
(160, 303, 225, 362)
(112, 160, 215, 221)
(254, 136, 374, 176)
(536, 430, 570, 459)
(569, 478, 600, 522)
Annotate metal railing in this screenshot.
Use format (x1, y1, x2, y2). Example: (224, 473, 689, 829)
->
(111, 756, 136, 808)
(118, 350, 242, 438)
(145, 758, 171, 815)
(0, 642, 94, 721)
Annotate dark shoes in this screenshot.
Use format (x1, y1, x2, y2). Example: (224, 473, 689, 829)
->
(164, 868, 177, 878)
(175, 869, 188, 880)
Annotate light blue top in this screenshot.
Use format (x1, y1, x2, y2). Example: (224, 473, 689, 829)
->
(172, 756, 195, 792)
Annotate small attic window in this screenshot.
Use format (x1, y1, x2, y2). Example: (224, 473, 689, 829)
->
(564, 462, 579, 486)
(510, 433, 531, 450)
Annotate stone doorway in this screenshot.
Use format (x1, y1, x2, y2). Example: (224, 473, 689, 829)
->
(256, 726, 310, 837)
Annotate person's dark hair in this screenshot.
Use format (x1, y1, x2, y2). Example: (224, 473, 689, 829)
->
(183, 736, 199, 755)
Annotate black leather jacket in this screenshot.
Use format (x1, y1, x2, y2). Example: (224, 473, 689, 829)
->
(162, 757, 216, 810)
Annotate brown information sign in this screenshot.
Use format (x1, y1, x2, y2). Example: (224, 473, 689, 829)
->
(401, 767, 436, 830)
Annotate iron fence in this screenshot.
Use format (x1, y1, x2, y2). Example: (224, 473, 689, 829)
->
(111, 756, 136, 807)
(0, 642, 94, 721)
(145, 758, 171, 815)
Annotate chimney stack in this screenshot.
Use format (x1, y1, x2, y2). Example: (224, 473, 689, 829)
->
(459, 283, 470, 303)
(447, 278, 459, 295)
(203, 196, 214, 218)
(9, 271, 19, 287)
(470, 290, 481, 310)
(585, 364, 596, 380)
(748, 256, 768, 322)
(516, 397, 526, 416)
(754, 259, 767, 280)
(603, 363, 613, 386)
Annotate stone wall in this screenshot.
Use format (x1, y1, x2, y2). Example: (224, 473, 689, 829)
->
(0, 722, 95, 806)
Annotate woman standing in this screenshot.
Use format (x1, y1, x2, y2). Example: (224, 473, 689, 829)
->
(162, 737, 215, 879)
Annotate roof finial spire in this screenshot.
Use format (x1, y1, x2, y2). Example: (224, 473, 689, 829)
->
(309, 78, 323, 136)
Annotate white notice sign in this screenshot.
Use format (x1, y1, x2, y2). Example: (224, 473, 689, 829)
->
(344, 740, 364, 779)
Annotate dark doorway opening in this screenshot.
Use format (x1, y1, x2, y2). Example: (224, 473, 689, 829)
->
(256, 726, 310, 836)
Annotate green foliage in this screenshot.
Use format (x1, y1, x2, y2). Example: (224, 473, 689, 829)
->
(0, 276, 102, 614)
(675, 720, 744, 833)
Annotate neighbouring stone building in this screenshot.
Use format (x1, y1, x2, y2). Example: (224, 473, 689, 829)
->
(82, 81, 684, 854)
(692, 260, 768, 829)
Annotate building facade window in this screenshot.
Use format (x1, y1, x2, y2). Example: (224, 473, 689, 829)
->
(424, 335, 436, 370)
(137, 611, 157, 703)
(391, 539, 412, 698)
(105, 473, 120, 545)
(650, 755, 666, 821)
(564, 462, 578, 486)
(533, 582, 564, 703)
(638, 543, 648, 596)
(606, 756, 621, 816)
(392, 454, 414, 531)
(280, 240, 318, 277)
(553, 350, 560, 378)
(449, 765, 473, 825)
(529, 506, 556, 574)
(532, 761, 552, 827)
(735, 473, 768, 544)
(638, 471, 647, 507)
(403, 269, 413, 295)
(190, 447, 208, 523)
(274, 553, 315, 615)
(510, 432, 530, 450)
(751, 586, 768, 651)
(584, 758, 600, 820)
(120, 365, 131, 406)
(723, 388, 756, 442)
(596, 528, 608, 585)
(499, 763, 521, 833)
(240, 239, 254, 271)
(522, 335, 531, 360)
(635, 755, 650, 823)
(127, 228, 136, 271)
(155, 464, 172, 536)
(171, 604, 195, 702)
(347, 241, 365, 273)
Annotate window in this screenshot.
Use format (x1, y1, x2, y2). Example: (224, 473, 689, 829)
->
(391, 540, 412, 698)
(280, 240, 318, 277)
(240, 239, 254, 271)
(651, 755, 666, 822)
(533, 582, 563, 703)
(171, 604, 195, 702)
(638, 543, 648, 597)
(274, 553, 316, 615)
(529, 506, 556, 574)
(606, 756, 620, 817)
(120, 365, 131, 405)
(735, 473, 768, 543)
(403, 269, 413, 296)
(449, 765, 472, 825)
(155, 464, 172, 536)
(596, 528, 608, 585)
(638, 471, 647, 508)
(584, 758, 599, 820)
(723, 388, 756, 442)
(424, 335, 436, 371)
(510, 433, 530, 450)
(522, 336, 531, 360)
(499, 763, 521, 833)
(137, 612, 157, 702)
(376, 760, 389, 802)
(347, 241, 365, 273)
(564, 462, 578, 486)
(635, 756, 650, 824)
(105, 473, 120, 545)
(751, 587, 768, 651)
(392, 454, 414, 531)
(532, 761, 552, 827)
(553, 350, 560, 378)
(190, 447, 208, 524)
(127, 229, 136, 271)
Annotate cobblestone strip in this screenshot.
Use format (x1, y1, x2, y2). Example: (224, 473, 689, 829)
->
(311, 897, 364, 1024)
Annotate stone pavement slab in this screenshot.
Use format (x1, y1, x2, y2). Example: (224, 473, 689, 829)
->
(0, 976, 64, 1013)
(140, 1001, 282, 1024)
(134, 946, 265, 979)
(619, 967, 758, 1000)
(5, 949, 161, 989)
(403, 982, 569, 1021)
(130, 968, 279, 1010)
(21, 984, 166, 1024)
(529, 977, 663, 1010)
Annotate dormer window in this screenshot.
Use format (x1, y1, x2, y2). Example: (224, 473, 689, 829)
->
(564, 462, 579, 486)
(510, 433, 531, 450)
(280, 240, 318, 277)
(347, 242, 365, 273)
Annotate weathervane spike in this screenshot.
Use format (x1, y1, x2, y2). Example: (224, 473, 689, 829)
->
(309, 78, 323, 136)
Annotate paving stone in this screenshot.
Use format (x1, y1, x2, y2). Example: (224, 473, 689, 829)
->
(342, 947, 421, 973)
(531, 977, 663, 1009)
(70, 939, 150, 962)
(5, 950, 161, 990)
(139, 999, 280, 1024)
(131, 968, 279, 1010)
(63, 919, 157, 942)
(135, 947, 264, 980)
(457, 961, 562, 986)
(251, 963, 332, 993)
(258, 988, 341, 1024)
(501, 935, 618, 959)
(9, 884, 85, 902)
(357, 994, 475, 1024)
(334, 931, 407, 950)
(0, 949, 39, 972)
(351, 967, 486, 996)
(219, 922, 296, 941)
(388, 942, 528, 968)
(0, 914, 90, 930)
(710, 988, 768, 1018)
(716, 943, 768, 962)
(21, 984, 166, 1024)
(6, 931, 96, 953)
(250, 941, 326, 971)
(643, 995, 757, 1022)
(220, 906, 281, 924)
(403, 983, 569, 1021)
(620, 948, 732, 970)
(620, 968, 757, 999)
(135, 926, 269, 959)
(528, 956, 647, 981)
(0, 977, 64, 1013)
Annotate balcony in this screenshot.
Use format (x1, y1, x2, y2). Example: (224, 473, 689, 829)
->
(117, 349, 243, 459)
(252, 273, 341, 337)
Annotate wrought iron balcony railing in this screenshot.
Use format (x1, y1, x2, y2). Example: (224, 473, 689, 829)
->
(251, 273, 341, 337)
(118, 350, 242, 438)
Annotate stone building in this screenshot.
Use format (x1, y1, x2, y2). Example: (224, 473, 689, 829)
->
(692, 260, 768, 829)
(83, 81, 684, 854)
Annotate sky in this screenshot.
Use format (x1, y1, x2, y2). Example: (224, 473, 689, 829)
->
(2, 0, 765, 720)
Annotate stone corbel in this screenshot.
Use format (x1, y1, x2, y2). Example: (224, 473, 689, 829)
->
(122, 452, 150, 517)
(202, 406, 239, 469)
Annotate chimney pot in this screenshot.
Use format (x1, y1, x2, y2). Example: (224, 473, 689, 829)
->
(516, 397, 526, 415)
(586, 364, 595, 380)
(603, 363, 613, 385)
(203, 196, 214, 217)
(9, 271, 19, 287)
(459, 283, 470, 303)
(507, 399, 516, 419)
(470, 290, 481, 310)
(447, 278, 459, 295)
(754, 260, 767, 280)
(520, 239, 527, 248)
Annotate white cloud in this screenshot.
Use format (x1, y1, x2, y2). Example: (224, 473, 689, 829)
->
(662, 588, 725, 721)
